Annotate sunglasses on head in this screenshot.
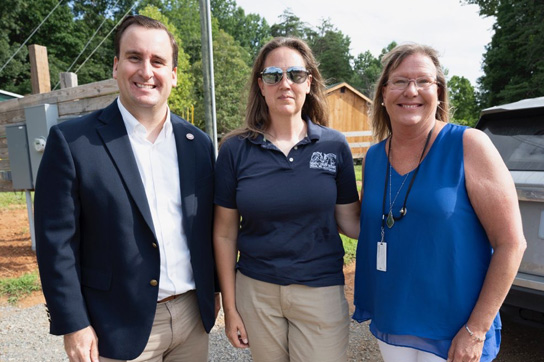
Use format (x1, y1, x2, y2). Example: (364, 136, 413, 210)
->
(260, 66, 310, 85)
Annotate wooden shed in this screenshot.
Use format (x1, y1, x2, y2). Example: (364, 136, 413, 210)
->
(326, 82, 373, 160)
(0, 90, 23, 102)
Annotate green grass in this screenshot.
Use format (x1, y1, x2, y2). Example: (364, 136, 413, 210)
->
(354, 165, 362, 182)
(0, 191, 29, 210)
(341, 164, 362, 263)
(0, 272, 41, 305)
(342, 234, 358, 264)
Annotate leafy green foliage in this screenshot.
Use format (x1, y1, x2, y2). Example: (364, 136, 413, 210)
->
(191, 29, 250, 134)
(211, 0, 271, 60)
(470, 0, 544, 106)
(139, 5, 196, 115)
(1, 0, 482, 136)
(448, 75, 479, 127)
(158, 0, 203, 65)
(461, 0, 500, 17)
(0, 0, 77, 94)
(270, 9, 313, 39)
(308, 20, 353, 86)
(350, 42, 396, 98)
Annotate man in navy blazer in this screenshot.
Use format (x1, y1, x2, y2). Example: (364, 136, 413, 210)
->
(35, 15, 218, 361)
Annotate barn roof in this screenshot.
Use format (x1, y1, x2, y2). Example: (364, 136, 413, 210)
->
(326, 82, 372, 104)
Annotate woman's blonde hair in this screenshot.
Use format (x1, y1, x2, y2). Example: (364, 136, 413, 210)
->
(222, 37, 328, 144)
(371, 43, 450, 141)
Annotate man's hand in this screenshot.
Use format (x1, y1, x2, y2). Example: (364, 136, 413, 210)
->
(64, 326, 99, 362)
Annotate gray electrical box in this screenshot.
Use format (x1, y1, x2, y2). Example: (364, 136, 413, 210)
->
(24, 104, 59, 186)
(6, 124, 33, 190)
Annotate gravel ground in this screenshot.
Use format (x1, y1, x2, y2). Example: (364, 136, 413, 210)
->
(3, 303, 542, 361)
(0, 304, 381, 361)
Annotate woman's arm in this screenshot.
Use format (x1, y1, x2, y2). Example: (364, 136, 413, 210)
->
(336, 158, 364, 240)
(335, 201, 361, 240)
(448, 128, 526, 361)
(213, 205, 249, 348)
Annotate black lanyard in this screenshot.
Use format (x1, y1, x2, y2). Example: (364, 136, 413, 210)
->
(381, 123, 435, 229)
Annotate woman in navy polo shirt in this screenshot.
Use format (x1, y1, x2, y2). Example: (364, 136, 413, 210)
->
(214, 37, 361, 362)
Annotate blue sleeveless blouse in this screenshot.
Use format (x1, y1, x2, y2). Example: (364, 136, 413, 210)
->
(353, 123, 501, 361)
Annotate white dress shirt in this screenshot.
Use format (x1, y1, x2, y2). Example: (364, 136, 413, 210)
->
(118, 98, 195, 300)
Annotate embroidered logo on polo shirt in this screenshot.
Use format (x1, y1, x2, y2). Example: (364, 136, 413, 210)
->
(309, 152, 337, 172)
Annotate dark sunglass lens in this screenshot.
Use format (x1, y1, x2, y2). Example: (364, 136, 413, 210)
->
(262, 68, 283, 84)
(287, 70, 308, 84)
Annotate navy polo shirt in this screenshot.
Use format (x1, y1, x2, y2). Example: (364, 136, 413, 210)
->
(214, 117, 359, 287)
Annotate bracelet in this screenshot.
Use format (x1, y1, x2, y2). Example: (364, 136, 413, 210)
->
(464, 324, 485, 343)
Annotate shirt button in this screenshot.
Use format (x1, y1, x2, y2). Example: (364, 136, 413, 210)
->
(152, 243, 158, 248)
(150, 279, 158, 287)
(289, 157, 294, 162)
(294, 146, 298, 150)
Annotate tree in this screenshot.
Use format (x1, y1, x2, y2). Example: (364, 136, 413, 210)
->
(462, 0, 499, 16)
(464, 0, 544, 106)
(160, 0, 203, 64)
(308, 19, 353, 85)
(350, 42, 397, 97)
(211, 0, 271, 60)
(0, 0, 141, 94)
(351, 51, 381, 97)
(191, 29, 250, 134)
(0, 0, 79, 94)
(270, 9, 313, 39)
(448, 75, 478, 127)
(139, 5, 195, 116)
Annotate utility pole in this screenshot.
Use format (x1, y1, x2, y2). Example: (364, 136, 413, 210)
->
(199, 0, 218, 156)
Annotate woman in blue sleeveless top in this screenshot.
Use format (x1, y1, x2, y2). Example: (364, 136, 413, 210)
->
(353, 43, 526, 362)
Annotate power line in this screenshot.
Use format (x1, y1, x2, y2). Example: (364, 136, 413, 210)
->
(67, 0, 122, 73)
(0, 0, 64, 75)
(73, 2, 138, 76)
(53, 0, 123, 90)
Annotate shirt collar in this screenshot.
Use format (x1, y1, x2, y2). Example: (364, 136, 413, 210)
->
(304, 114, 322, 141)
(117, 98, 173, 138)
(249, 114, 322, 147)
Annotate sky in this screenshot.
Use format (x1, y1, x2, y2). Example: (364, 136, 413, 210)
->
(234, 0, 496, 87)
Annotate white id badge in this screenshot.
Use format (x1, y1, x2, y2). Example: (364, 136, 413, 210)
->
(377, 241, 387, 272)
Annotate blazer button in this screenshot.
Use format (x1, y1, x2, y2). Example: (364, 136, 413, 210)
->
(150, 279, 158, 287)
(152, 242, 158, 248)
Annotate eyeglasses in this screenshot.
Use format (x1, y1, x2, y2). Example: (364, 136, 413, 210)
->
(260, 66, 310, 85)
(386, 76, 437, 90)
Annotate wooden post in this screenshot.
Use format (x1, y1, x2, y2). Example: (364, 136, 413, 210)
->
(28, 44, 51, 94)
(60, 72, 78, 89)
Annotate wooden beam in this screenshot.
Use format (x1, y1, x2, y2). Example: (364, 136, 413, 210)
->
(29, 44, 51, 94)
(60, 72, 78, 89)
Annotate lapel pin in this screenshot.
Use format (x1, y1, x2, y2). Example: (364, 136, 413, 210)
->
(186, 133, 194, 140)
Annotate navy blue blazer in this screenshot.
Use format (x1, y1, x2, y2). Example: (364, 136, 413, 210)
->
(35, 101, 216, 360)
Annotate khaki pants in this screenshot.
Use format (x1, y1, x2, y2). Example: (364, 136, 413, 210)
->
(100, 290, 208, 362)
(236, 271, 349, 362)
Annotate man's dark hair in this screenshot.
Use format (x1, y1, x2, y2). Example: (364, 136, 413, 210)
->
(114, 15, 178, 68)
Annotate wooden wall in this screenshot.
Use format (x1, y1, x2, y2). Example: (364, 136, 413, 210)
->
(0, 79, 119, 192)
(326, 83, 373, 159)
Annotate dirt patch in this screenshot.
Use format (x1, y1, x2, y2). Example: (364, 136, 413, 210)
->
(0, 207, 45, 308)
(0, 208, 37, 279)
